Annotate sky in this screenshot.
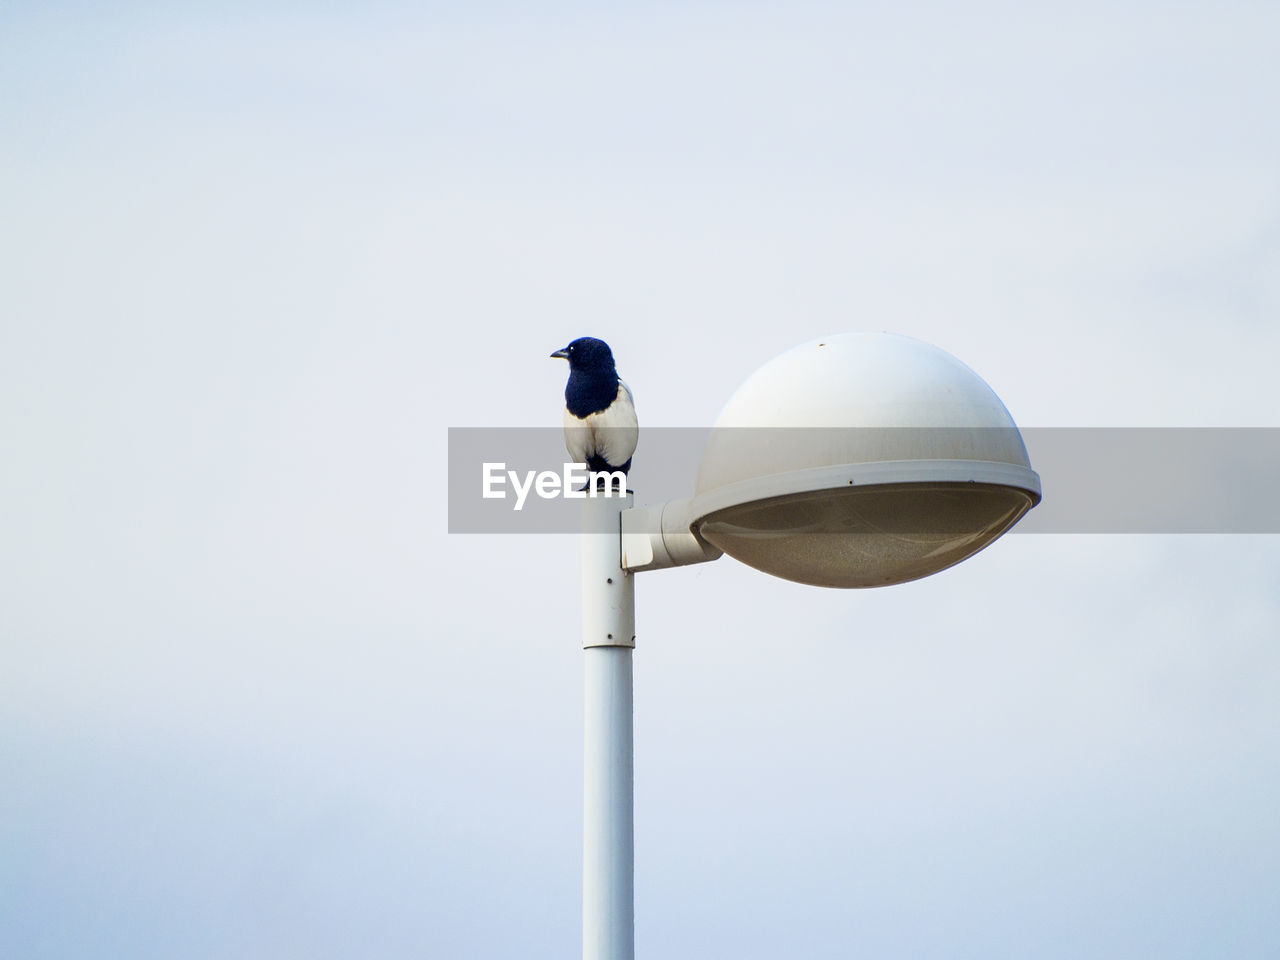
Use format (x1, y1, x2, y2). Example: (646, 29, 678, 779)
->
(2, 2, 1279, 957)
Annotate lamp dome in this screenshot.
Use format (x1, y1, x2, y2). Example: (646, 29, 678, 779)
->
(688, 333, 1041, 587)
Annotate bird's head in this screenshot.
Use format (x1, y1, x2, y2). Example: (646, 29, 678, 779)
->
(550, 337, 616, 373)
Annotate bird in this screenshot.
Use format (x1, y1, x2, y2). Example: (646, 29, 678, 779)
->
(551, 337, 638, 489)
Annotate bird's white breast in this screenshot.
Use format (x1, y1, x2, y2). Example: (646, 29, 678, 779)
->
(563, 380, 638, 467)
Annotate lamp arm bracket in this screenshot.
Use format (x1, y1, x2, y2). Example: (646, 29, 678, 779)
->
(620, 498, 723, 573)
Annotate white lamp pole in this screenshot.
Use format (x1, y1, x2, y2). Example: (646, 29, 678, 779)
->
(575, 333, 1042, 960)
(581, 490, 635, 960)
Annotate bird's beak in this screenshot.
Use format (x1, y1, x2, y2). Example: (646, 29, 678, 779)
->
(550, 347, 570, 360)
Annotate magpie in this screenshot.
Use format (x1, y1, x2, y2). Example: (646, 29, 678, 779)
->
(551, 337, 638, 487)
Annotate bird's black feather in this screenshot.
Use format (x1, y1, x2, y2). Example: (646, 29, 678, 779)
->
(561, 338, 623, 418)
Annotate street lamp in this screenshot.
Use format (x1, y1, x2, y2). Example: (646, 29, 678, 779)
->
(579, 332, 1041, 960)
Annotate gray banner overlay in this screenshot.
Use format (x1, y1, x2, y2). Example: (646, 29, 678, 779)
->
(448, 428, 1280, 534)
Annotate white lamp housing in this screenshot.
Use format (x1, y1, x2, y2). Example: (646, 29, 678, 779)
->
(622, 333, 1041, 587)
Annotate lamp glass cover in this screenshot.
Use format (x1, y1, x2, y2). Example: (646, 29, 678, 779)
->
(696, 482, 1036, 588)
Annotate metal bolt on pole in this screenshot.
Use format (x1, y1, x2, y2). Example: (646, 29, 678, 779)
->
(581, 486, 635, 960)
